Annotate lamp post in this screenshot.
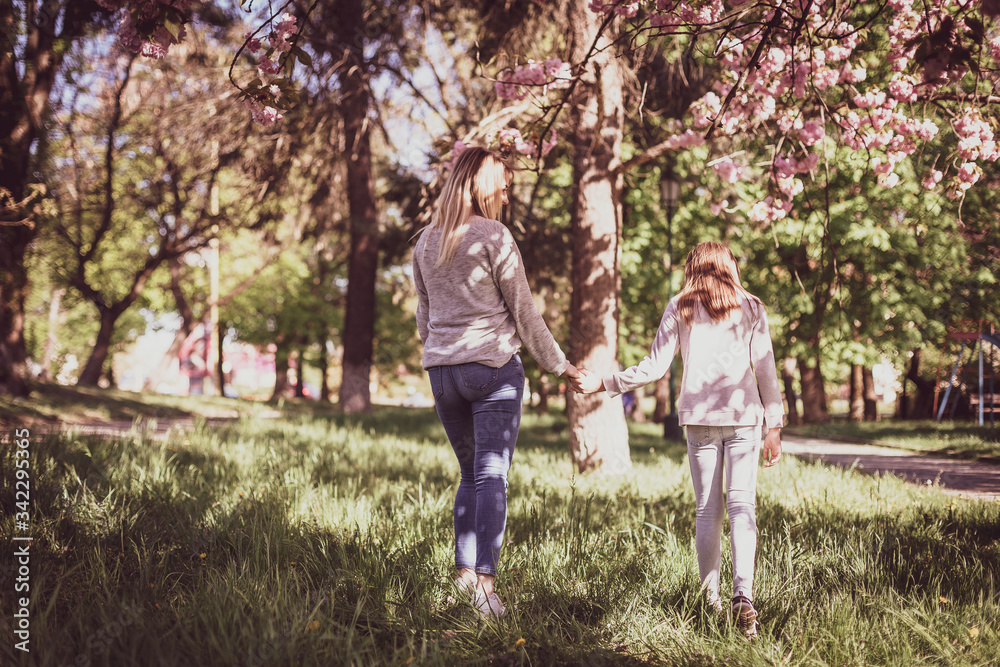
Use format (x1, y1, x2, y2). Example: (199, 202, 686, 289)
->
(659, 166, 683, 441)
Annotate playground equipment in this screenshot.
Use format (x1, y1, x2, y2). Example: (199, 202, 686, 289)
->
(934, 321, 999, 426)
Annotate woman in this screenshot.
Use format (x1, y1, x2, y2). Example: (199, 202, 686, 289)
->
(573, 241, 783, 640)
(412, 146, 579, 620)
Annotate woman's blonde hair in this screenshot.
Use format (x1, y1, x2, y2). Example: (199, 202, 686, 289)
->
(676, 241, 760, 324)
(426, 146, 512, 265)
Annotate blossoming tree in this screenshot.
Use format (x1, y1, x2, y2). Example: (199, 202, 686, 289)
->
(5, 0, 997, 471)
(483, 0, 1000, 466)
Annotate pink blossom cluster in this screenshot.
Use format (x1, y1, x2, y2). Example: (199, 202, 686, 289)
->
(246, 12, 298, 79)
(490, 127, 559, 159)
(950, 162, 982, 199)
(592, 0, 1000, 210)
(242, 13, 299, 126)
(953, 109, 999, 162)
(495, 58, 572, 101)
(243, 98, 283, 126)
(498, 128, 535, 156)
(922, 169, 944, 190)
(98, 0, 195, 59)
(748, 196, 792, 224)
(712, 158, 743, 184)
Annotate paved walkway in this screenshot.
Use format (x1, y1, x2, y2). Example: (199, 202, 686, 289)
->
(783, 434, 1000, 502)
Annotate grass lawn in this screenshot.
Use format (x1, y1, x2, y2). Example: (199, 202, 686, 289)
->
(2, 400, 999, 665)
(790, 420, 1000, 460)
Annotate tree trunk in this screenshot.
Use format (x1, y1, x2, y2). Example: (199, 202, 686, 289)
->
(319, 342, 331, 402)
(863, 366, 878, 421)
(798, 352, 829, 423)
(631, 385, 647, 422)
(217, 323, 226, 396)
(906, 348, 936, 419)
(271, 345, 290, 401)
(782, 357, 800, 426)
(652, 374, 669, 423)
(565, 0, 631, 474)
(849, 364, 865, 422)
(295, 348, 306, 398)
(144, 256, 198, 391)
(78, 309, 119, 386)
(0, 240, 32, 395)
(104, 357, 116, 388)
(38, 287, 65, 382)
(336, 0, 379, 414)
(0, 0, 68, 396)
(536, 374, 551, 414)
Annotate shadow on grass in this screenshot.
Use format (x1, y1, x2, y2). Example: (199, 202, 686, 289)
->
(1, 382, 195, 425)
(7, 408, 1000, 665)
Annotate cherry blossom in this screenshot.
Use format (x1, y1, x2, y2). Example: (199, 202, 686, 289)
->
(498, 128, 536, 156)
(575, 0, 1000, 214)
(495, 58, 572, 101)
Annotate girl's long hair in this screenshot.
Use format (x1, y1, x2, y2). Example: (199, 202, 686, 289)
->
(676, 241, 760, 324)
(425, 147, 512, 266)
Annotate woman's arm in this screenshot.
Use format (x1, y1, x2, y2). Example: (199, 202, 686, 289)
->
(493, 227, 570, 375)
(413, 251, 429, 344)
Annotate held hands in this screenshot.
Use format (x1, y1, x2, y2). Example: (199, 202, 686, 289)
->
(762, 427, 783, 467)
(560, 365, 604, 394)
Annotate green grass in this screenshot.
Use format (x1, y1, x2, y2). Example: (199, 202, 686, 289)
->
(2, 405, 999, 666)
(790, 420, 1000, 460)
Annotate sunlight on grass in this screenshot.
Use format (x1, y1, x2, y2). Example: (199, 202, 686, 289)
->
(1, 408, 998, 665)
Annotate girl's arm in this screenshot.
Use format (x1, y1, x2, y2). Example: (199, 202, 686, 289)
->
(749, 304, 785, 430)
(596, 303, 680, 397)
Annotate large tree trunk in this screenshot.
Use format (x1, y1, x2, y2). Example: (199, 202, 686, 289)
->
(0, 1, 93, 396)
(782, 357, 800, 426)
(78, 309, 119, 386)
(565, 0, 631, 474)
(798, 351, 829, 423)
(336, 0, 378, 414)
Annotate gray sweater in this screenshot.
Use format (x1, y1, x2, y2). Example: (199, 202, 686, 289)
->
(604, 294, 785, 430)
(413, 217, 569, 374)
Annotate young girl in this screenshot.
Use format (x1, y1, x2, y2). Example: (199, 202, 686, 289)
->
(574, 241, 783, 640)
(413, 146, 579, 620)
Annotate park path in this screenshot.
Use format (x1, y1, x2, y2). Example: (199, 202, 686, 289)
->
(783, 434, 1000, 502)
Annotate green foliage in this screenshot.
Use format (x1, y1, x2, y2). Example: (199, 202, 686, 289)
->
(1, 407, 998, 665)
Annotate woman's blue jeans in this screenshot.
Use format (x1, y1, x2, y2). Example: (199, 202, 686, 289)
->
(428, 355, 524, 577)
